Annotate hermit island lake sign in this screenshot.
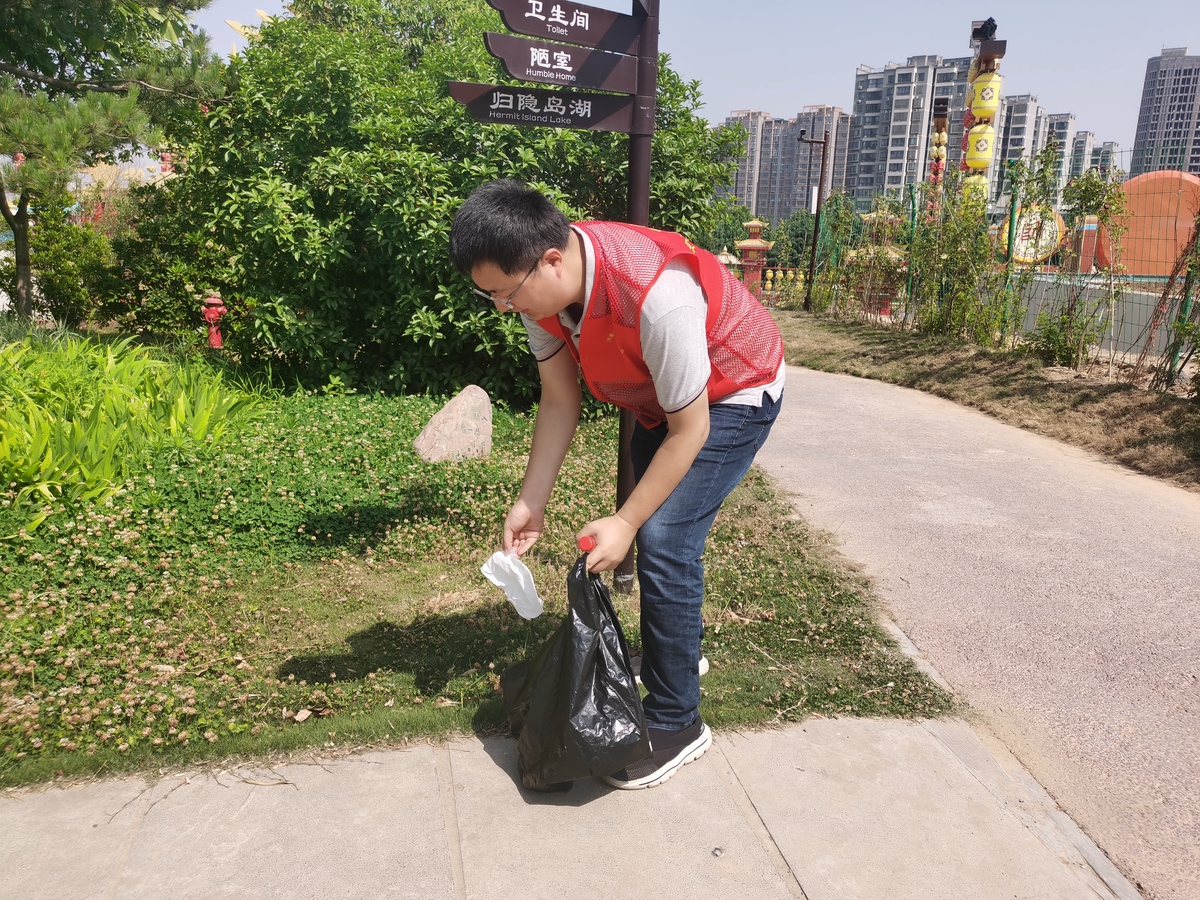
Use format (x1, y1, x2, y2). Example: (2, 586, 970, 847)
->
(448, 81, 638, 133)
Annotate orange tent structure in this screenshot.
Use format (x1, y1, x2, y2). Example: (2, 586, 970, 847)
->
(1098, 170, 1200, 276)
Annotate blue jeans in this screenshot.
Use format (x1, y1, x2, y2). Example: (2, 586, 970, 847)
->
(630, 391, 782, 731)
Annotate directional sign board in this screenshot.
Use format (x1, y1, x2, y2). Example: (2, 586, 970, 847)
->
(485, 31, 637, 94)
(449, 81, 641, 133)
(485, 0, 645, 54)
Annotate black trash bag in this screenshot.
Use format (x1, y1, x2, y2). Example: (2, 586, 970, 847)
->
(500, 555, 650, 791)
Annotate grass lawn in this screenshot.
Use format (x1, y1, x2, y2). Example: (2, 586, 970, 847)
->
(1, 386, 951, 787)
(774, 311, 1200, 492)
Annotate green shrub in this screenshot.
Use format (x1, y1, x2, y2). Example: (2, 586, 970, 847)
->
(115, 0, 744, 403)
(0, 202, 123, 327)
(0, 329, 260, 523)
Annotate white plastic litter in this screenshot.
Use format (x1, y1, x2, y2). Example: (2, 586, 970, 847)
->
(480, 551, 544, 619)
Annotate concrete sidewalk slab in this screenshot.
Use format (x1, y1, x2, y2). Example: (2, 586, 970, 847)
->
(721, 719, 1123, 900)
(113, 748, 455, 900)
(2, 719, 1138, 900)
(0, 776, 148, 900)
(448, 735, 794, 899)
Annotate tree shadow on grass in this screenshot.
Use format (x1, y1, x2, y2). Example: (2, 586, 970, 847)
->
(277, 608, 557, 697)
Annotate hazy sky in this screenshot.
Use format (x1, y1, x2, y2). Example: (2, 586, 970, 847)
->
(193, 0, 1200, 154)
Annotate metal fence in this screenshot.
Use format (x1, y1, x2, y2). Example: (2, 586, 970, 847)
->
(787, 149, 1200, 383)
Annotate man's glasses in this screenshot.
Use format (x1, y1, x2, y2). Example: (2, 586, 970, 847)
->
(471, 259, 539, 309)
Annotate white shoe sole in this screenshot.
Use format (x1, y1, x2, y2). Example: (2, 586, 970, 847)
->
(603, 724, 712, 790)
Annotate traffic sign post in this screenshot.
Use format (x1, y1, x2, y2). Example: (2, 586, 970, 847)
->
(451, 0, 661, 591)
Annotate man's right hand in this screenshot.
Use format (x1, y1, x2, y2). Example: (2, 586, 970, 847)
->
(503, 499, 544, 557)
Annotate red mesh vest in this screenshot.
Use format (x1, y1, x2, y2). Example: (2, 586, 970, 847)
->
(536, 222, 783, 428)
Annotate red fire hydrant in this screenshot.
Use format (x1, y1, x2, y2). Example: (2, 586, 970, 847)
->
(201, 293, 227, 349)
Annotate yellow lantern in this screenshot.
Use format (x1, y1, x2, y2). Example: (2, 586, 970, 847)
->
(962, 173, 988, 200)
(965, 124, 996, 169)
(967, 57, 980, 83)
(937, 131, 949, 145)
(970, 71, 1003, 120)
(786, 271, 795, 282)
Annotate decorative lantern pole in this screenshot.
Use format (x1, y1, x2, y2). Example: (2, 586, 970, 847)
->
(962, 19, 1006, 203)
(736, 219, 774, 299)
(926, 96, 951, 216)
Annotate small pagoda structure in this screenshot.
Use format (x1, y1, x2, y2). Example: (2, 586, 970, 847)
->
(736, 219, 773, 297)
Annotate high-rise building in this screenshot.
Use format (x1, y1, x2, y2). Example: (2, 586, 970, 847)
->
(992, 94, 1047, 204)
(1069, 130, 1096, 180)
(723, 107, 850, 221)
(1043, 113, 1076, 199)
(1131, 47, 1200, 176)
(723, 110, 773, 213)
(845, 54, 996, 212)
(1090, 141, 1122, 176)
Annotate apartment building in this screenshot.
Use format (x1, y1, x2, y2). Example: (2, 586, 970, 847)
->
(1068, 130, 1096, 180)
(845, 54, 998, 212)
(1090, 141, 1122, 176)
(1043, 112, 1076, 199)
(723, 107, 850, 221)
(1131, 47, 1200, 176)
(722, 110, 773, 213)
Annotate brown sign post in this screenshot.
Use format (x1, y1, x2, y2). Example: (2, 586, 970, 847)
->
(453, 0, 661, 591)
(448, 81, 637, 132)
(485, 0, 644, 54)
(483, 31, 639, 95)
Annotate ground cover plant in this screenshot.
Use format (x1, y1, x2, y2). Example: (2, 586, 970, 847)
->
(0, 340, 950, 786)
(774, 311, 1200, 491)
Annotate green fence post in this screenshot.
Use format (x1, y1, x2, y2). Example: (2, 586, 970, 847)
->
(906, 184, 917, 309)
(1168, 263, 1196, 384)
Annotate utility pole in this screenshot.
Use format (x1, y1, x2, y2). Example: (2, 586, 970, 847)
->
(798, 128, 829, 312)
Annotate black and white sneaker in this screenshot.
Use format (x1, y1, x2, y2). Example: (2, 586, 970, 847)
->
(602, 718, 712, 790)
(630, 654, 710, 686)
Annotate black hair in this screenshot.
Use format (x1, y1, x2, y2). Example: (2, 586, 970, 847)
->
(449, 179, 571, 275)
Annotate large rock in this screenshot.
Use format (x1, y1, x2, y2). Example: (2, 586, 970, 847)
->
(413, 385, 493, 463)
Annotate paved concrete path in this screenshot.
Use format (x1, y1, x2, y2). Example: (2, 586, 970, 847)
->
(2, 719, 1132, 900)
(757, 367, 1200, 900)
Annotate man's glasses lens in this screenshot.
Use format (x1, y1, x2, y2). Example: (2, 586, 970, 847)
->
(473, 260, 538, 306)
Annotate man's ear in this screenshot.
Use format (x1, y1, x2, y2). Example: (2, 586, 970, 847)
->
(541, 246, 565, 272)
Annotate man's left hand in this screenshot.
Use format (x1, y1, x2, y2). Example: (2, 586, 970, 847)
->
(576, 515, 637, 572)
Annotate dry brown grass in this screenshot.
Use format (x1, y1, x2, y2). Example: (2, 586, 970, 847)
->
(774, 311, 1200, 492)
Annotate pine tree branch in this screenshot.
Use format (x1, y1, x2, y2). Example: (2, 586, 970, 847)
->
(0, 61, 204, 101)
(0, 170, 18, 231)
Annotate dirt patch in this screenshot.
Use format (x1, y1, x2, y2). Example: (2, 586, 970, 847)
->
(774, 311, 1200, 492)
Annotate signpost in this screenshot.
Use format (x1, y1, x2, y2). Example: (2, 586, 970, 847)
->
(451, 0, 660, 591)
(485, 0, 644, 54)
(483, 32, 639, 95)
(448, 81, 637, 132)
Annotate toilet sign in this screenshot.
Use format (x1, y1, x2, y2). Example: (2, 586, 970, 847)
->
(484, 0, 644, 54)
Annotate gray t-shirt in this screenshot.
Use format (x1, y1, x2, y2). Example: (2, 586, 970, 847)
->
(523, 226, 784, 411)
